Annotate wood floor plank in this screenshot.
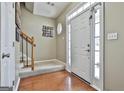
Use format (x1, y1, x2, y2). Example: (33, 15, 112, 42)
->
(19, 70, 96, 91)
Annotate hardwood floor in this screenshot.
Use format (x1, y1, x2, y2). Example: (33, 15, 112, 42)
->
(19, 70, 96, 91)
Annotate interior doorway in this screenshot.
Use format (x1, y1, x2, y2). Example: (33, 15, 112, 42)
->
(66, 2, 104, 90)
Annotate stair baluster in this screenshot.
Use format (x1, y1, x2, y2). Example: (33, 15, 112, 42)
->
(20, 31, 36, 70)
(26, 37, 28, 67)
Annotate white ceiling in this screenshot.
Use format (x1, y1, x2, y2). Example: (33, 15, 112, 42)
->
(33, 2, 70, 18)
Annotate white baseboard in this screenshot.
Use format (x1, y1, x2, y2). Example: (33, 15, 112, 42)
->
(34, 59, 66, 66)
(14, 77, 20, 91)
(34, 59, 56, 63)
(65, 68, 71, 73)
(90, 84, 101, 91)
(54, 59, 66, 66)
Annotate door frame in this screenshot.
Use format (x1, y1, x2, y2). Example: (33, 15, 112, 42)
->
(0, 2, 15, 89)
(66, 2, 105, 90)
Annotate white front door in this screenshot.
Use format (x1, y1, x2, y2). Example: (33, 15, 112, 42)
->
(71, 9, 91, 83)
(0, 2, 15, 87)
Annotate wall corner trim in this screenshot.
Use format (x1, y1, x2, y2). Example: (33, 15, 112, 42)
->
(14, 77, 20, 91)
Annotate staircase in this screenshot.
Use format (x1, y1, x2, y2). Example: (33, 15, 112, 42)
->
(19, 31, 65, 78)
(20, 31, 36, 70)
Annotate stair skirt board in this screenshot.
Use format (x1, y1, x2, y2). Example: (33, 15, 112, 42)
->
(19, 59, 66, 78)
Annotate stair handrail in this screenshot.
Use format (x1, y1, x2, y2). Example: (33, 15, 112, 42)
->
(20, 31, 36, 46)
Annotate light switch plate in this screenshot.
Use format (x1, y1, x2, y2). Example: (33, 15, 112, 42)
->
(107, 33, 118, 40)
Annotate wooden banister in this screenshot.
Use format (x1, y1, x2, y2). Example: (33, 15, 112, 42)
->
(20, 31, 36, 46)
(20, 31, 36, 70)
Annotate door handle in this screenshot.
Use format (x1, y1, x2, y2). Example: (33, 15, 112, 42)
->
(2, 53, 10, 59)
(95, 63, 100, 66)
(85, 49, 90, 52)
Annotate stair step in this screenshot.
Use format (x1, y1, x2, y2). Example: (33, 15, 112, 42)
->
(19, 61, 65, 78)
(19, 66, 65, 78)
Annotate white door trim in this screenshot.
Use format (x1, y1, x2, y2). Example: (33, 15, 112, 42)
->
(90, 3, 105, 91)
(0, 2, 15, 88)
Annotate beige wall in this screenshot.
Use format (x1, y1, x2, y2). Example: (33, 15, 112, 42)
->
(21, 7, 56, 61)
(25, 2, 33, 13)
(56, 3, 79, 62)
(105, 2, 124, 90)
